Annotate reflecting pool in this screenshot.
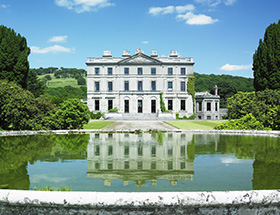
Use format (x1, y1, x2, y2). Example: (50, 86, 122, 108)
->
(0, 133, 280, 192)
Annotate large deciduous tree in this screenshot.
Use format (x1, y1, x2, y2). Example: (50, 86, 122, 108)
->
(210, 81, 237, 108)
(54, 99, 90, 129)
(253, 20, 280, 91)
(0, 25, 30, 89)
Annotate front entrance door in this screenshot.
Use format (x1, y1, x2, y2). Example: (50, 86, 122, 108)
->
(124, 100, 129, 113)
(151, 100, 156, 113)
(138, 100, 143, 113)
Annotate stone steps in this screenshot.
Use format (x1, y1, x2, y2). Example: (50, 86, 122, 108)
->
(105, 113, 176, 121)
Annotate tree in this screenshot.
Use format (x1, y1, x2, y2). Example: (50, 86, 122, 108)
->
(226, 92, 255, 119)
(0, 80, 59, 130)
(26, 69, 46, 97)
(0, 25, 30, 89)
(0, 80, 41, 130)
(253, 20, 280, 91)
(77, 76, 86, 85)
(54, 99, 90, 129)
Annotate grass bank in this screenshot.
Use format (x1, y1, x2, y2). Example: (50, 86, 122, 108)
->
(165, 120, 226, 130)
(83, 120, 115, 129)
(39, 74, 87, 88)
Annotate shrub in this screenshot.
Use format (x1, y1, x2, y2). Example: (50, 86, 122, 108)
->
(176, 113, 196, 120)
(108, 107, 118, 112)
(90, 111, 104, 119)
(214, 113, 271, 130)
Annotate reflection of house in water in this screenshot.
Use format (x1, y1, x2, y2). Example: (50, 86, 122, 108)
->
(87, 133, 194, 189)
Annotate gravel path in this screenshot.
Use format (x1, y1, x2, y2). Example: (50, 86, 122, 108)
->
(103, 120, 176, 130)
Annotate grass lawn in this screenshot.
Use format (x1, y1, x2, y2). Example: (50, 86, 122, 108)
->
(83, 120, 115, 129)
(38, 74, 87, 88)
(165, 120, 226, 130)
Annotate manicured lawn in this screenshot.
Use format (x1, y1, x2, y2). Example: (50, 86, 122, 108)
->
(38, 74, 87, 88)
(83, 120, 115, 129)
(165, 120, 226, 129)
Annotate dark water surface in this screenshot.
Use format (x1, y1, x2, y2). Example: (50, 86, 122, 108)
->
(0, 133, 279, 192)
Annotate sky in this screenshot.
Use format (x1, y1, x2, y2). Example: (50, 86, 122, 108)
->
(0, 0, 279, 77)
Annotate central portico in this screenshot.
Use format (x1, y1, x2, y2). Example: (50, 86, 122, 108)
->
(86, 48, 195, 119)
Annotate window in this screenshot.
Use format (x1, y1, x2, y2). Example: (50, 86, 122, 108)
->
(108, 67, 113, 75)
(151, 81, 156, 91)
(151, 68, 156, 75)
(181, 100, 185, 110)
(124, 67, 129, 75)
(207, 116, 211, 119)
(168, 68, 173, 75)
(95, 100, 100, 111)
(215, 102, 218, 111)
(124, 146, 129, 155)
(138, 81, 143, 91)
(108, 145, 113, 156)
(207, 102, 211, 111)
(124, 81, 129, 91)
(198, 102, 202, 111)
(108, 100, 113, 110)
(168, 81, 173, 90)
(124, 100, 129, 113)
(181, 81, 186, 91)
(168, 100, 173, 111)
(108, 81, 113, 91)
(95, 67, 100, 75)
(138, 67, 143, 75)
(95, 82, 100, 92)
(181, 68, 186, 75)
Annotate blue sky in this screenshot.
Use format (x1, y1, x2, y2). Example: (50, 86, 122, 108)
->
(0, 0, 279, 77)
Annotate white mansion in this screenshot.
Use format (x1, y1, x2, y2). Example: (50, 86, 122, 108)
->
(86, 48, 195, 119)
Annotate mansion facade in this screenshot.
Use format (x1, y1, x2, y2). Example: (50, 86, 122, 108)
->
(86, 48, 195, 118)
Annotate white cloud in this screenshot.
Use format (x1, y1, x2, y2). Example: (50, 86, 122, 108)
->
(30, 174, 69, 183)
(31, 45, 75, 54)
(0, 4, 8, 8)
(177, 12, 218, 25)
(55, 0, 114, 13)
(195, 0, 236, 6)
(48, 35, 68, 43)
(175, 4, 195, 13)
(149, 4, 194, 16)
(224, 0, 237, 6)
(194, 0, 222, 7)
(220, 64, 252, 71)
(149, 4, 217, 25)
(142, 41, 149, 44)
(148, 6, 174, 16)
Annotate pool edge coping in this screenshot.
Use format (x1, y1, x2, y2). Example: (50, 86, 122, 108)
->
(1, 129, 280, 137)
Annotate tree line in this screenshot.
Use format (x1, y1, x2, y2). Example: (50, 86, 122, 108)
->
(215, 20, 280, 130)
(194, 72, 254, 107)
(31, 67, 86, 78)
(0, 25, 90, 130)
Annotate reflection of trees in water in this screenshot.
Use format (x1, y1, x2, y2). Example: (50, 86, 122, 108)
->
(195, 134, 280, 190)
(0, 134, 90, 190)
(0, 135, 56, 190)
(252, 136, 280, 190)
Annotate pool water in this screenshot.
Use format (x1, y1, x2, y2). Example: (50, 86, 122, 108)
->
(0, 133, 279, 192)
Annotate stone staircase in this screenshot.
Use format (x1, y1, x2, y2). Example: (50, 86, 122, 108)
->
(105, 113, 176, 121)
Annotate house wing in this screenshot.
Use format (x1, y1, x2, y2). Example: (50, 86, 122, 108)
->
(118, 53, 162, 65)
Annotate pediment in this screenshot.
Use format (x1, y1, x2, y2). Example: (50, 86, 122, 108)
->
(118, 53, 162, 65)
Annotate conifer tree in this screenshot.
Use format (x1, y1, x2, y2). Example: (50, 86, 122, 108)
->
(0, 25, 30, 89)
(253, 20, 280, 91)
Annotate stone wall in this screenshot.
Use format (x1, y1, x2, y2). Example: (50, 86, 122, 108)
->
(1, 189, 280, 214)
